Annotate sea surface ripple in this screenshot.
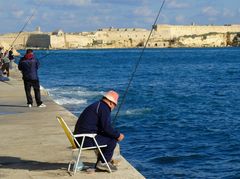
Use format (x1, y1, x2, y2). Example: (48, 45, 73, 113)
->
(18, 48, 240, 179)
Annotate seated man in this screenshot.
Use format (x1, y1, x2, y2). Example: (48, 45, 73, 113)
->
(74, 90, 124, 172)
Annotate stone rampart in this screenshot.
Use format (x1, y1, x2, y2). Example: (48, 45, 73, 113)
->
(0, 24, 239, 49)
(178, 33, 227, 47)
(154, 24, 240, 39)
(50, 35, 65, 49)
(27, 34, 50, 48)
(65, 34, 93, 48)
(0, 33, 29, 49)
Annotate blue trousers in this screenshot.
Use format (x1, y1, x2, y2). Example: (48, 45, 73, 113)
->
(77, 135, 117, 163)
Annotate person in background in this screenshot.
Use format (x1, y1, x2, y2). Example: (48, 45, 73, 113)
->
(74, 90, 124, 172)
(1, 51, 10, 77)
(18, 49, 46, 108)
(0, 47, 4, 54)
(0, 53, 3, 78)
(8, 48, 15, 69)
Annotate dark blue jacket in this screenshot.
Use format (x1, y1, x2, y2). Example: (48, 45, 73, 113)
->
(18, 55, 39, 80)
(74, 100, 120, 139)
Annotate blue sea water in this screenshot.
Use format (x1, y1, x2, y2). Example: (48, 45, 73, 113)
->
(19, 48, 240, 178)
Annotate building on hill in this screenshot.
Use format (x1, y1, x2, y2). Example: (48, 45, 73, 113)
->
(52, 29, 64, 36)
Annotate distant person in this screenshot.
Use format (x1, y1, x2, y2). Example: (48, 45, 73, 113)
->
(74, 90, 124, 172)
(0, 53, 3, 78)
(0, 47, 4, 54)
(18, 49, 46, 108)
(1, 51, 10, 77)
(8, 48, 15, 69)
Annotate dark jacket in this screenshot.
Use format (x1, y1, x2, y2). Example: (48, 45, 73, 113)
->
(18, 54, 39, 80)
(74, 100, 120, 139)
(8, 50, 14, 60)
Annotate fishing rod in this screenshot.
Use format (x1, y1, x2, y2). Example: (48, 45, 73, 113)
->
(113, 0, 166, 126)
(8, 1, 42, 51)
(15, 51, 51, 61)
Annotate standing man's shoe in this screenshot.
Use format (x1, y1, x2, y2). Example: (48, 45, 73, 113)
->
(38, 103, 46, 108)
(28, 104, 32, 108)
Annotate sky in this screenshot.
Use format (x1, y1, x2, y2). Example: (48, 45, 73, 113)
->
(0, 0, 239, 34)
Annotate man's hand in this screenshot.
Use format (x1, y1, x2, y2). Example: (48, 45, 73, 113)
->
(117, 133, 124, 142)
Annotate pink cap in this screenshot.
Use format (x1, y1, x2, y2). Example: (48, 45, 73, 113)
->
(103, 90, 119, 105)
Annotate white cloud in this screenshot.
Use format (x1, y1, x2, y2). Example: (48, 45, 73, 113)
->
(12, 10, 24, 18)
(223, 8, 235, 18)
(167, 0, 189, 9)
(61, 12, 76, 20)
(160, 14, 170, 24)
(40, 0, 92, 7)
(202, 6, 219, 16)
(175, 15, 185, 23)
(143, 17, 155, 24)
(133, 6, 153, 17)
(87, 16, 102, 25)
(208, 17, 217, 23)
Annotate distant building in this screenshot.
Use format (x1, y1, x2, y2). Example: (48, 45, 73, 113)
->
(0, 24, 239, 49)
(35, 26, 41, 32)
(52, 29, 64, 36)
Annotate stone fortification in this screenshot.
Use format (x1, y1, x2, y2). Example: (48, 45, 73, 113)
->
(0, 24, 239, 49)
(0, 31, 44, 49)
(93, 28, 149, 48)
(154, 24, 240, 39)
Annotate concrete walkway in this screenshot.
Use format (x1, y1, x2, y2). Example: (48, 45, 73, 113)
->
(0, 69, 145, 179)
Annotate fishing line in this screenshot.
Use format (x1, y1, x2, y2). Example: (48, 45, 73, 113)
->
(38, 51, 51, 60)
(113, 0, 166, 126)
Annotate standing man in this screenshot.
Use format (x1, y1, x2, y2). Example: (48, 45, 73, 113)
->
(74, 90, 124, 172)
(18, 49, 46, 108)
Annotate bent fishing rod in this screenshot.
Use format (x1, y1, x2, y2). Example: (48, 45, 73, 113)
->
(8, 1, 42, 52)
(113, 0, 166, 126)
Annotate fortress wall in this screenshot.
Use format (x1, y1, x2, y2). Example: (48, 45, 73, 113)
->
(155, 25, 240, 39)
(147, 41, 170, 48)
(98, 28, 147, 32)
(179, 33, 227, 47)
(65, 34, 93, 48)
(95, 30, 149, 40)
(109, 31, 148, 41)
(153, 25, 171, 39)
(0, 24, 238, 49)
(94, 30, 149, 47)
(50, 35, 65, 49)
(0, 33, 29, 48)
(26, 34, 50, 48)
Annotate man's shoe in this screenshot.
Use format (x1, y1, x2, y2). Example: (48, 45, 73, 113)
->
(38, 103, 46, 108)
(96, 161, 117, 172)
(28, 104, 32, 108)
